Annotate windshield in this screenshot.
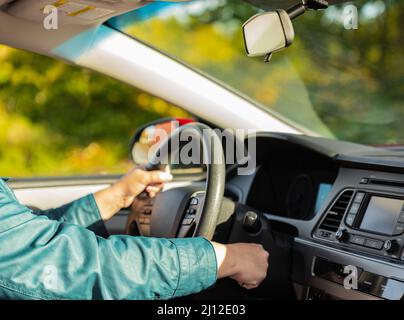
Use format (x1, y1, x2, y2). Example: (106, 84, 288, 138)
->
(109, 0, 404, 145)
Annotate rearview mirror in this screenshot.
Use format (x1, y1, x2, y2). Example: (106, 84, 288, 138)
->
(242, 10, 295, 59)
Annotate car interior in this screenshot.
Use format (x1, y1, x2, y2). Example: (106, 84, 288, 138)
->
(8, 123, 404, 300)
(1, 0, 404, 301)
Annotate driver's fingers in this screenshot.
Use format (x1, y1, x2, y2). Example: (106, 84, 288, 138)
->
(142, 170, 173, 185)
(146, 184, 163, 191)
(241, 283, 259, 290)
(146, 184, 164, 197)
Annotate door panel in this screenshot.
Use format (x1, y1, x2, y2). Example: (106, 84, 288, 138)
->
(14, 185, 109, 210)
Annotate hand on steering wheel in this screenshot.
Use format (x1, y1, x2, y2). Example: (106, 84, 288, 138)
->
(128, 122, 226, 240)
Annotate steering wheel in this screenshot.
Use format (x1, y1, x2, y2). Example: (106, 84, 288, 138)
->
(127, 123, 226, 240)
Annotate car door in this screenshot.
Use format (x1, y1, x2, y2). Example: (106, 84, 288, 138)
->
(8, 175, 125, 234)
(0, 45, 194, 235)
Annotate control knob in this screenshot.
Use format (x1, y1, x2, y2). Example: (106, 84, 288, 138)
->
(243, 211, 262, 233)
(336, 229, 349, 242)
(384, 240, 399, 254)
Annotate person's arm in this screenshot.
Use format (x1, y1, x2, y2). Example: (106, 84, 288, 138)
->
(1, 170, 268, 298)
(0, 185, 217, 299)
(35, 168, 173, 233)
(36, 194, 107, 235)
(212, 242, 269, 290)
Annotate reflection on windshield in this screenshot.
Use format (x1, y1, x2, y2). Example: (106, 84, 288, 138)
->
(110, 0, 404, 145)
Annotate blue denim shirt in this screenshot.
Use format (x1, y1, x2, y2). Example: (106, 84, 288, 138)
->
(0, 179, 217, 300)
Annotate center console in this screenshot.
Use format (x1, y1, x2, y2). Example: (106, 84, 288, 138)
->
(314, 189, 404, 261)
(306, 185, 404, 300)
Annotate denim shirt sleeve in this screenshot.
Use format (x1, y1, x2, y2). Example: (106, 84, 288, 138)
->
(0, 179, 217, 300)
(38, 194, 108, 236)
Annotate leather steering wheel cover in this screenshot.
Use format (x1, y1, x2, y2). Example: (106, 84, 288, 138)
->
(148, 123, 225, 240)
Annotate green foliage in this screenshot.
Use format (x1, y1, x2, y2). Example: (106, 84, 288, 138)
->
(123, 0, 404, 144)
(1, 0, 403, 177)
(0, 46, 189, 177)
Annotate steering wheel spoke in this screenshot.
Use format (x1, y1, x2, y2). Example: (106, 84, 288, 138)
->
(177, 192, 205, 238)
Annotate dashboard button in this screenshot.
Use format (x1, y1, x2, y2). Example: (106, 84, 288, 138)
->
(384, 240, 399, 254)
(319, 230, 331, 238)
(394, 223, 404, 235)
(360, 178, 369, 184)
(350, 235, 366, 246)
(397, 212, 404, 224)
(364, 239, 384, 250)
(354, 192, 365, 203)
(349, 203, 360, 214)
(345, 214, 356, 226)
(336, 229, 349, 242)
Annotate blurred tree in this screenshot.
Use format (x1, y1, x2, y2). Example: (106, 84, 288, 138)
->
(123, 0, 404, 144)
(0, 0, 403, 177)
(0, 46, 190, 177)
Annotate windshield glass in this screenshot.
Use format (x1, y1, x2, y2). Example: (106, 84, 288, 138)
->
(109, 0, 404, 145)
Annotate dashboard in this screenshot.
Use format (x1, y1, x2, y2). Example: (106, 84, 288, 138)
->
(224, 133, 404, 300)
(246, 137, 338, 220)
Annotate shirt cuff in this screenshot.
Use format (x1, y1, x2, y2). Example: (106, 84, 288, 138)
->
(80, 194, 109, 237)
(170, 237, 218, 298)
(59, 194, 108, 237)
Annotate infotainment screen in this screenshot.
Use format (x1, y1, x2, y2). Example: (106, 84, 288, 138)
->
(360, 196, 404, 235)
(314, 183, 333, 214)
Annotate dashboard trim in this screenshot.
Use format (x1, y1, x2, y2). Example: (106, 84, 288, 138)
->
(293, 237, 404, 300)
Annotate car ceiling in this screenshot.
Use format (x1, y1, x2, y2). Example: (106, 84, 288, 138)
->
(0, 0, 157, 57)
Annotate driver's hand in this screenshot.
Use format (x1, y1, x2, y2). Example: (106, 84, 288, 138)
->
(94, 167, 173, 221)
(212, 242, 269, 290)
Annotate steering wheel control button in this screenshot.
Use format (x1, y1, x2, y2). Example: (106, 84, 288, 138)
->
(335, 228, 349, 242)
(243, 211, 261, 233)
(364, 238, 384, 250)
(187, 208, 197, 215)
(182, 218, 194, 225)
(350, 235, 366, 246)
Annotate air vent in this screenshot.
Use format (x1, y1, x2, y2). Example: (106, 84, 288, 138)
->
(319, 190, 354, 232)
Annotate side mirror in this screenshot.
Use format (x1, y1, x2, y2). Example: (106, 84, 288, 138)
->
(130, 118, 192, 165)
(242, 10, 295, 59)
(130, 118, 205, 177)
